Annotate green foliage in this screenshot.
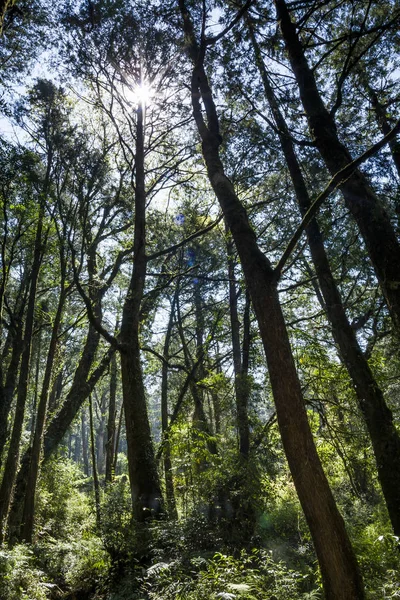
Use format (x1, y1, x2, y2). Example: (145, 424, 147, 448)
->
(34, 536, 110, 596)
(0, 544, 51, 600)
(345, 501, 400, 599)
(21, 458, 112, 597)
(67, 537, 111, 593)
(36, 458, 93, 540)
(100, 477, 134, 562)
(141, 549, 319, 600)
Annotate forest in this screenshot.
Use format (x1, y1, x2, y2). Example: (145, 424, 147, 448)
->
(0, 0, 400, 598)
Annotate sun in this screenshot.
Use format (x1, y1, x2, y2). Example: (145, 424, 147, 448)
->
(122, 81, 153, 107)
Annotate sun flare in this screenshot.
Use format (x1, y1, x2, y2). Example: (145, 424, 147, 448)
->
(123, 82, 153, 107)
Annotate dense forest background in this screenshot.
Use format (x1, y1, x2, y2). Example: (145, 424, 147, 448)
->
(0, 0, 400, 598)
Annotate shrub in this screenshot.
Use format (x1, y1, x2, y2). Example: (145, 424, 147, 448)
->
(0, 544, 53, 600)
(142, 548, 319, 600)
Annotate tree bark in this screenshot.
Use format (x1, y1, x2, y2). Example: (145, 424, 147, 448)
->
(360, 75, 400, 222)
(161, 292, 178, 519)
(105, 353, 117, 484)
(0, 318, 24, 466)
(113, 403, 124, 476)
(175, 285, 217, 454)
(275, 0, 400, 337)
(178, 2, 365, 597)
(119, 101, 163, 520)
(89, 394, 101, 529)
(43, 324, 102, 461)
(248, 17, 400, 539)
(226, 226, 250, 457)
(48, 368, 63, 414)
(95, 389, 107, 476)
(192, 282, 210, 433)
(82, 405, 90, 476)
(365, 85, 400, 179)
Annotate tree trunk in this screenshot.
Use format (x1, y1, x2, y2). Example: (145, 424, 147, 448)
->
(365, 86, 400, 179)
(113, 403, 124, 476)
(43, 306, 117, 464)
(275, 0, 400, 337)
(119, 101, 163, 520)
(178, 3, 365, 597)
(89, 395, 101, 529)
(82, 406, 90, 476)
(175, 285, 217, 454)
(0, 319, 24, 466)
(30, 320, 43, 441)
(226, 226, 250, 457)
(161, 293, 178, 519)
(105, 353, 117, 484)
(21, 283, 67, 542)
(360, 76, 400, 223)
(95, 389, 107, 476)
(192, 282, 211, 434)
(248, 18, 400, 539)
(7, 328, 113, 538)
(0, 205, 44, 540)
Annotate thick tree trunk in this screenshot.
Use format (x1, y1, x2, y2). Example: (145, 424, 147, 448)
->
(275, 0, 400, 336)
(120, 344, 162, 519)
(178, 3, 365, 597)
(249, 19, 400, 539)
(119, 102, 162, 520)
(48, 368, 63, 414)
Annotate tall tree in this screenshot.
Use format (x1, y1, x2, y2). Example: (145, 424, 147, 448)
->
(118, 92, 163, 520)
(177, 2, 364, 597)
(246, 14, 400, 539)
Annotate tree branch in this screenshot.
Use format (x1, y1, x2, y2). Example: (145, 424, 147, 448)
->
(205, 0, 254, 45)
(274, 118, 400, 279)
(146, 213, 223, 261)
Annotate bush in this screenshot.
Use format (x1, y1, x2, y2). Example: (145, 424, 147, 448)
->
(0, 544, 53, 600)
(36, 457, 93, 541)
(142, 548, 319, 600)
